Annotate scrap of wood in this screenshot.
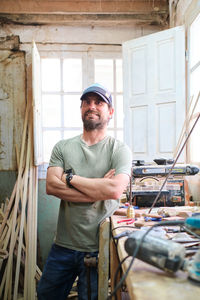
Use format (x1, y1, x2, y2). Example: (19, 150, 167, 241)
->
(173, 91, 200, 158)
(142, 213, 163, 219)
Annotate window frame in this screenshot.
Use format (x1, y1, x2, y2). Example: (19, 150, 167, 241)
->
(36, 44, 123, 178)
(187, 12, 200, 164)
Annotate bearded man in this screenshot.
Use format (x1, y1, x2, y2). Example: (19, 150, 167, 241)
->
(37, 83, 132, 300)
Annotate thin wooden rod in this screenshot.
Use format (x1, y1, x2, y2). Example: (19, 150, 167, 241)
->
(4, 103, 30, 300)
(173, 91, 200, 158)
(13, 118, 31, 300)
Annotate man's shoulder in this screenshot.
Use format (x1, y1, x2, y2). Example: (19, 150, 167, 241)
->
(55, 135, 81, 148)
(106, 136, 131, 151)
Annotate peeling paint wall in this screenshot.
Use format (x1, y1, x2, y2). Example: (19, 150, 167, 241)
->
(169, 0, 200, 203)
(0, 48, 26, 171)
(0, 21, 167, 264)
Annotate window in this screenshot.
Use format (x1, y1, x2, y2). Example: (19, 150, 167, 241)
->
(188, 13, 200, 163)
(39, 47, 123, 168)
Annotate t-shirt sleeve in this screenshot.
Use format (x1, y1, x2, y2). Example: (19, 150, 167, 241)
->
(111, 143, 132, 176)
(48, 141, 65, 169)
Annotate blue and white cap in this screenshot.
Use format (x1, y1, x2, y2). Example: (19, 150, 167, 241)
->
(80, 83, 112, 106)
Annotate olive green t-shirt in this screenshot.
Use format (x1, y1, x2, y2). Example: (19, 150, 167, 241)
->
(49, 135, 132, 252)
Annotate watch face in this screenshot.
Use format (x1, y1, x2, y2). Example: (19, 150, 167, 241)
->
(66, 173, 73, 187)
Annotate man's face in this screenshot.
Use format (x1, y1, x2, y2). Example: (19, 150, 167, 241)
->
(81, 93, 114, 131)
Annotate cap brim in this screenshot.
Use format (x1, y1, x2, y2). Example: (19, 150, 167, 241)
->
(80, 91, 110, 104)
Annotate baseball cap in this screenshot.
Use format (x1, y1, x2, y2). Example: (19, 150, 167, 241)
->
(80, 83, 112, 106)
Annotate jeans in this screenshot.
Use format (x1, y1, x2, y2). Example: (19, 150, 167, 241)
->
(37, 244, 98, 300)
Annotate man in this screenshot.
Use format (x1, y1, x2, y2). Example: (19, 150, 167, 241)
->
(37, 83, 132, 300)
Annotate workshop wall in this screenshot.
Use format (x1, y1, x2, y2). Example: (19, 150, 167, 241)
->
(0, 20, 166, 265)
(0, 0, 199, 266)
(169, 0, 200, 205)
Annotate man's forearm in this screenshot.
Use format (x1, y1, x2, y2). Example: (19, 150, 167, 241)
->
(46, 175, 95, 203)
(68, 174, 129, 200)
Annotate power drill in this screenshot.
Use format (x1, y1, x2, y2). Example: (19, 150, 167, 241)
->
(124, 215, 200, 283)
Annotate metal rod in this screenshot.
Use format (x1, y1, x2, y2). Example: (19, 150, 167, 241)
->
(148, 112, 200, 214)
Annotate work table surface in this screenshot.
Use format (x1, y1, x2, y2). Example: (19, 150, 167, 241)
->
(110, 212, 200, 300)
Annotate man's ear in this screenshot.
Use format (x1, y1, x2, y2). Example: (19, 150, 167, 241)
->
(109, 107, 114, 118)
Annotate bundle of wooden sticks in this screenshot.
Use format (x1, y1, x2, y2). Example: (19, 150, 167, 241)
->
(0, 103, 41, 300)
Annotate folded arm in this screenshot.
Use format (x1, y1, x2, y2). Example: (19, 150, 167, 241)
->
(61, 169, 130, 200)
(47, 166, 130, 202)
(46, 166, 95, 202)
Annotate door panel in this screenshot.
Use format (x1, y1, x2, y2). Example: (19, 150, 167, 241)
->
(123, 26, 185, 163)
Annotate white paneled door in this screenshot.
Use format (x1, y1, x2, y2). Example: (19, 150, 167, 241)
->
(123, 26, 185, 163)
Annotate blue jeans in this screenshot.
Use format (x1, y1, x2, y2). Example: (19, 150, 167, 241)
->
(37, 244, 98, 300)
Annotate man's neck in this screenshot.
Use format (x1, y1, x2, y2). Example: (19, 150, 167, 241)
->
(82, 129, 107, 146)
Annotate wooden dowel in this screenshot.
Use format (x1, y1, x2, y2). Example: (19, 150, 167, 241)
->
(13, 121, 31, 300)
(4, 103, 29, 300)
(173, 91, 200, 158)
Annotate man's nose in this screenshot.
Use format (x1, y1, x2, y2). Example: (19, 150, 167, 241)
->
(88, 101, 96, 109)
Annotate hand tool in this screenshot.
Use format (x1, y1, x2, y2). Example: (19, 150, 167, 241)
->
(124, 215, 200, 283)
(117, 218, 135, 225)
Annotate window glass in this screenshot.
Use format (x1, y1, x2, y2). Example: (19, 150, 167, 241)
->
(42, 95, 61, 127)
(63, 59, 82, 92)
(43, 130, 61, 162)
(64, 130, 82, 139)
(189, 13, 200, 163)
(64, 95, 82, 127)
(190, 14, 200, 68)
(116, 59, 123, 92)
(42, 59, 60, 91)
(190, 67, 200, 108)
(95, 59, 113, 91)
(40, 51, 123, 167)
(108, 130, 114, 138)
(117, 130, 124, 142)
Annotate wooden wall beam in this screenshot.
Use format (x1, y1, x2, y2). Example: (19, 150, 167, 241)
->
(0, 12, 168, 27)
(0, 0, 168, 14)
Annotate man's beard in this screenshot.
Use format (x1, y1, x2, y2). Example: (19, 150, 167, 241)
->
(82, 110, 108, 131)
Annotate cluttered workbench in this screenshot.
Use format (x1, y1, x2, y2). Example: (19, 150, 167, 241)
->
(98, 161, 200, 299)
(110, 206, 200, 300)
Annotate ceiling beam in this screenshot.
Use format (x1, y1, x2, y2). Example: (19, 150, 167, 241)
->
(0, 0, 168, 14)
(0, 12, 168, 27)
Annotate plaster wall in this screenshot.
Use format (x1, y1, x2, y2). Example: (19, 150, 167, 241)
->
(170, 0, 200, 203)
(0, 21, 166, 265)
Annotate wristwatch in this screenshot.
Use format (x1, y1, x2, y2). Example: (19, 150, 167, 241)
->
(64, 169, 73, 188)
(66, 173, 73, 188)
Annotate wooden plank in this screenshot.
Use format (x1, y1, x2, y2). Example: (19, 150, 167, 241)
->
(13, 116, 31, 300)
(110, 238, 121, 300)
(0, 12, 168, 26)
(0, 182, 17, 239)
(0, 1, 168, 14)
(4, 103, 29, 300)
(98, 218, 110, 300)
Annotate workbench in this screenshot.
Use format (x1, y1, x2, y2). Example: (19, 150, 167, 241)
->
(109, 214, 200, 300)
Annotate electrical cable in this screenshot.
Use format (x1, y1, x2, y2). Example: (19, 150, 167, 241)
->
(111, 225, 137, 232)
(113, 255, 130, 299)
(110, 221, 132, 299)
(183, 226, 200, 239)
(108, 220, 186, 300)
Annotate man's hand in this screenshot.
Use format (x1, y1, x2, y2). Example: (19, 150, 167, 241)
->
(61, 168, 115, 184)
(104, 169, 115, 178)
(46, 166, 95, 203)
